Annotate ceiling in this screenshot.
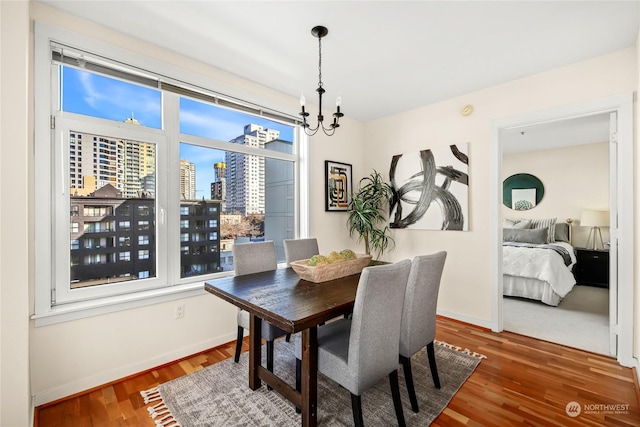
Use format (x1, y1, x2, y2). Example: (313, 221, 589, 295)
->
(37, 1, 639, 124)
(501, 113, 612, 154)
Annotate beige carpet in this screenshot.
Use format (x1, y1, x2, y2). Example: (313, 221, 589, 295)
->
(142, 339, 484, 426)
(503, 285, 610, 355)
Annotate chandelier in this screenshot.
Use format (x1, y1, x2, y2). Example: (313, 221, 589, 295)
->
(299, 26, 343, 136)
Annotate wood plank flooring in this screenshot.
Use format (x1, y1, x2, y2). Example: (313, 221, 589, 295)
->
(35, 316, 640, 426)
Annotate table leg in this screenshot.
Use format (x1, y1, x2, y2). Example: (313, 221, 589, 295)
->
(301, 326, 318, 427)
(249, 315, 262, 390)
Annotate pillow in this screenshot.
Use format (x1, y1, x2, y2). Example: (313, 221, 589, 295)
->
(503, 218, 532, 229)
(526, 218, 557, 243)
(503, 228, 548, 245)
(554, 223, 570, 243)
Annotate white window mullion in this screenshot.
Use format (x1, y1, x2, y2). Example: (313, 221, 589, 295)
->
(163, 92, 181, 284)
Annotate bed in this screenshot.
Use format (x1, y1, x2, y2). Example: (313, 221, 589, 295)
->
(502, 218, 577, 306)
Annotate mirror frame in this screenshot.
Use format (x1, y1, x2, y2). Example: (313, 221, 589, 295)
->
(503, 173, 544, 210)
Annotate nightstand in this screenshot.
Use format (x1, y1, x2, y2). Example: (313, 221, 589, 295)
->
(574, 248, 609, 288)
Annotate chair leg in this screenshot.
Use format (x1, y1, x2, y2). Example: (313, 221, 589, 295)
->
(295, 358, 301, 414)
(285, 333, 291, 342)
(399, 355, 419, 413)
(350, 393, 364, 427)
(266, 340, 274, 391)
(389, 370, 406, 427)
(266, 340, 274, 372)
(234, 326, 243, 363)
(426, 341, 441, 389)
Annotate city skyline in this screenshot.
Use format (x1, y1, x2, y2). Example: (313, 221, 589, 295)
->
(63, 66, 294, 198)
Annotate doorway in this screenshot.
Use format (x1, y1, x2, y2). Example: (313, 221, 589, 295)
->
(491, 93, 634, 367)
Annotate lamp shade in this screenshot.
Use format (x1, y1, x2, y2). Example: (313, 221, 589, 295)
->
(580, 210, 609, 227)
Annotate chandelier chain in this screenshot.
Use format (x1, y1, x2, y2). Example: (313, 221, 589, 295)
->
(318, 36, 323, 88)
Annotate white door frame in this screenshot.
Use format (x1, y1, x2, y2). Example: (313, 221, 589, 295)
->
(491, 92, 634, 368)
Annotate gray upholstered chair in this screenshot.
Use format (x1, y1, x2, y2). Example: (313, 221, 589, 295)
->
(295, 260, 412, 427)
(399, 251, 447, 413)
(233, 241, 288, 374)
(283, 238, 319, 266)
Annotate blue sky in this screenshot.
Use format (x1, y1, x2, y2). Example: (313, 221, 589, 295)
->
(62, 66, 294, 197)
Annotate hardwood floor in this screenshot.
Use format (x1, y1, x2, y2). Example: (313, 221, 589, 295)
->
(36, 316, 640, 426)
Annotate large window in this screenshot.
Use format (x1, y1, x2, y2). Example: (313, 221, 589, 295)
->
(35, 26, 302, 323)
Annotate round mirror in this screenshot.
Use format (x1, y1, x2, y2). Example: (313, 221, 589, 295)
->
(503, 173, 544, 210)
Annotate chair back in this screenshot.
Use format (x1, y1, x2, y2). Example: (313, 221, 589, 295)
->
(283, 238, 319, 266)
(347, 259, 411, 393)
(233, 241, 277, 276)
(399, 251, 447, 357)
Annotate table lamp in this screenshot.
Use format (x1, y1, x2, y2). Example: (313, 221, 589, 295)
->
(580, 210, 609, 250)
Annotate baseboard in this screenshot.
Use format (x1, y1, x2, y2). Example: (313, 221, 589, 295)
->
(33, 331, 237, 407)
(436, 309, 493, 330)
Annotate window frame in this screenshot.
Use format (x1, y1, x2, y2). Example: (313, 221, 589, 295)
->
(33, 22, 308, 326)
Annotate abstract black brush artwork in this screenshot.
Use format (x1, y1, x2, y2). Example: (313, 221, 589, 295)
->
(389, 144, 469, 230)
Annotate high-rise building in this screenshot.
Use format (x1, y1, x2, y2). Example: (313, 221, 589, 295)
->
(69, 117, 156, 198)
(180, 159, 196, 200)
(211, 161, 227, 211)
(225, 124, 279, 214)
(70, 184, 156, 286)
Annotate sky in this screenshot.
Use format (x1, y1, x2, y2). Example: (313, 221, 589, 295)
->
(62, 66, 294, 196)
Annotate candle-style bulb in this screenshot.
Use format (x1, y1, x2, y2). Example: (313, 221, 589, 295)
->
(336, 95, 342, 107)
(300, 93, 306, 106)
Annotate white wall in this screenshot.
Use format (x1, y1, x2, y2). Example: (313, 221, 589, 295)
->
(0, 1, 32, 425)
(502, 142, 610, 248)
(364, 48, 636, 326)
(635, 31, 640, 368)
(308, 124, 367, 255)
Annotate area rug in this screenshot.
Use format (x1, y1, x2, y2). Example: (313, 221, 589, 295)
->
(141, 339, 485, 426)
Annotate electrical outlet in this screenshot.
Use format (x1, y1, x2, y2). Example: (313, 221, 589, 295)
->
(175, 303, 185, 319)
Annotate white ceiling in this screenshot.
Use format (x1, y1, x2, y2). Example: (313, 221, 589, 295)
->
(501, 113, 612, 154)
(37, 1, 639, 125)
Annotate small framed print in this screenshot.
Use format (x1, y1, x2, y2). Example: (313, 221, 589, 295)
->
(325, 160, 352, 211)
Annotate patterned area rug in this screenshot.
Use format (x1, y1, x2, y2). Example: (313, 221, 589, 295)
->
(142, 339, 484, 426)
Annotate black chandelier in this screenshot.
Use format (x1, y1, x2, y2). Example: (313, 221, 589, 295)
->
(299, 26, 343, 136)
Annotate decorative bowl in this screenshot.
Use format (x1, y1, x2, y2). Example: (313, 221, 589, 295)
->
(290, 254, 372, 283)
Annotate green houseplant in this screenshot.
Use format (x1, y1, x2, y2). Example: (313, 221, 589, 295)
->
(347, 170, 395, 260)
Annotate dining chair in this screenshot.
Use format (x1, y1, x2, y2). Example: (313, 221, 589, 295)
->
(283, 238, 319, 266)
(295, 259, 412, 427)
(399, 251, 447, 413)
(233, 241, 288, 374)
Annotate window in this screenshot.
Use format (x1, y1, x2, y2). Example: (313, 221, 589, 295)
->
(34, 25, 303, 324)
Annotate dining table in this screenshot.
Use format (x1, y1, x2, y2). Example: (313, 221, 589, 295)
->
(204, 267, 360, 427)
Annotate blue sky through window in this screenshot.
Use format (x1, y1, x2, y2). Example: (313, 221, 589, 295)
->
(62, 66, 294, 199)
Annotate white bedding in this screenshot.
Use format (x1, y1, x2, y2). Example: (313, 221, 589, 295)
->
(502, 241, 577, 304)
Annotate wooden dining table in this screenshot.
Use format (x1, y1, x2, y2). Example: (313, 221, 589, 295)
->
(204, 267, 360, 427)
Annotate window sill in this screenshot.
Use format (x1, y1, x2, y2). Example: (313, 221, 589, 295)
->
(31, 278, 230, 327)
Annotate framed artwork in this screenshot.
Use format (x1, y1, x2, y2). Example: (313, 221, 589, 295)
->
(325, 160, 352, 211)
(389, 143, 469, 230)
(511, 188, 537, 210)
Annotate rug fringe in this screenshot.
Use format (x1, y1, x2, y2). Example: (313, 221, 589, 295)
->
(435, 339, 487, 359)
(140, 387, 181, 427)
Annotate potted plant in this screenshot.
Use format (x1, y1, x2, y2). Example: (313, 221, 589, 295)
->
(347, 170, 395, 260)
